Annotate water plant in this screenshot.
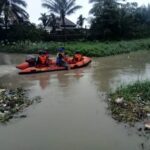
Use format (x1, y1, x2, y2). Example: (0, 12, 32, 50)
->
(108, 81, 150, 123)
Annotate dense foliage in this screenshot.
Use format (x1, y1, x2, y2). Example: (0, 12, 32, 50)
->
(89, 0, 150, 40)
(1, 38, 150, 56)
(0, 0, 49, 42)
(1, 0, 150, 42)
(1, 22, 50, 42)
(0, 0, 28, 29)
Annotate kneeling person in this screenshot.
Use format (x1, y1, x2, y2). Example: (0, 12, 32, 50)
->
(72, 51, 83, 63)
(36, 50, 49, 67)
(56, 48, 69, 69)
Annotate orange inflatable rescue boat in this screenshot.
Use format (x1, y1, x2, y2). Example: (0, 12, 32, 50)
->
(16, 56, 92, 74)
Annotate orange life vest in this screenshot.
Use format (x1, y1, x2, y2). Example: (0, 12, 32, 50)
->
(74, 54, 82, 62)
(38, 55, 48, 65)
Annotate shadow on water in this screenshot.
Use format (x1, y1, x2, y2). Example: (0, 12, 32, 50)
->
(23, 68, 84, 90)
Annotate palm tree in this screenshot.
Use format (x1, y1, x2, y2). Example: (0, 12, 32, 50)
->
(77, 14, 86, 28)
(0, 0, 5, 15)
(0, 0, 28, 29)
(39, 13, 58, 32)
(42, 0, 82, 29)
(47, 13, 58, 32)
(39, 13, 48, 29)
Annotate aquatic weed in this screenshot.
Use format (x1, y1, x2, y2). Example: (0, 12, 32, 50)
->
(108, 81, 150, 123)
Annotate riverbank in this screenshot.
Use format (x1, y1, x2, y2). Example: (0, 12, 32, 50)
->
(0, 88, 41, 123)
(1, 38, 150, 57)
(108, 81, 150, 126)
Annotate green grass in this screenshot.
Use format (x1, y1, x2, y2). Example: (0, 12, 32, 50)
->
(109, 81, 150, 123)
(110, 81, 150, 102)
(1, 38, 150, 56)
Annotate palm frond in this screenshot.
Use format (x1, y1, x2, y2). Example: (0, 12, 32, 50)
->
(12, 0, 27, 8)
(89, 0, 103, 3)
(66, 0, 75, 11)
(12, 4, 29, 20)
(67, 5, 82, 15)
(42, 0, 82, 18)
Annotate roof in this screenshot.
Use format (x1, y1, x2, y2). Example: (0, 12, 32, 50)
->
(60, 18, 76, 27)
(56, 18, 76, 28)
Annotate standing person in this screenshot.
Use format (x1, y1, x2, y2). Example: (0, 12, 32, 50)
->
(56, 47, 69, 69)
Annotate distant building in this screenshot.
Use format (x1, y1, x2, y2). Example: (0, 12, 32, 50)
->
(45, 17, 76, 32)
(58, 18, 76, 30)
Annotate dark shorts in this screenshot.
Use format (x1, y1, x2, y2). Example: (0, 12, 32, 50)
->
(57, 60, 69, 69)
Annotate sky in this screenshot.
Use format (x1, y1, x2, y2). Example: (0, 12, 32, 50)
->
(26, 0, 150, 26)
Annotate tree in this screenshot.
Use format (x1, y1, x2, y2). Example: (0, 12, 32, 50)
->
(0, 0, 28, 29)
(0, 0, 5, 15)
(77, 14, 86, 28)
(39, 13, 48, 29)
(89, 0, 105, 16)
(89, 0, 121, 39)
(42, 0, 82, 29)
(47, 13, 58, 33)
(89, 0, 150, 40)
(39, 13, 58, 33)
(89, 0, 121, 16)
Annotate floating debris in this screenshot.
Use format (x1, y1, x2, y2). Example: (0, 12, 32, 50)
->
(108, 81, 150, 124)
(115, 97, 124, 104)
(144, 121, 150, 130)
(0, 89, 5, 93)
(147, 113, 150, 117)
(0, 88, 41, 123)
(108, 98, 150, 123)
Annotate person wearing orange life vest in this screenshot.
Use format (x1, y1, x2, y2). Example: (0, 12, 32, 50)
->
(36, 50, 49, 66)
(72, 50, 83, 63)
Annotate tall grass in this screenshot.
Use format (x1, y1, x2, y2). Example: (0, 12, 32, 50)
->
(1, 38, 150, 56)
(109, 81, 150, 123)
(110, 81, 150, 102)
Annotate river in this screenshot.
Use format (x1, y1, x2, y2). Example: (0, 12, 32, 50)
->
(0, 51, 150, 150)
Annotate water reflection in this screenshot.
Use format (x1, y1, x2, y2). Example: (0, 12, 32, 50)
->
(24, 69, 84, 90)
(25, 73, 50, 90)
(92, 51, 150, 92)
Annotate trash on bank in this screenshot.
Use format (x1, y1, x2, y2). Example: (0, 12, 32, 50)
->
(144, 121, 150, 129)
(115, 97, 124, 104)
(0, 88, 41, 123)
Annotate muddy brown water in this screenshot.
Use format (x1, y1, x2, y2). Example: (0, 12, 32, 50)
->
(0, 51, 150, 150)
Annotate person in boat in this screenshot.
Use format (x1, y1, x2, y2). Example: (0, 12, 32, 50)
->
(36, 50, 49, 67)
(25, 55, 36, 66)
(56, 47, 69, 69)
(72, 50, 83, 63)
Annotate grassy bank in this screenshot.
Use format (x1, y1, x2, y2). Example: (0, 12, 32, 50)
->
(1, 38, 150, 56)
(108, 81, 150, 123)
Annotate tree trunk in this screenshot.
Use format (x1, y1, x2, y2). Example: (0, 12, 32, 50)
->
(61, 11, 66, 44)
(4, 14, 8, 30)
(4, 7, 9, 30)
